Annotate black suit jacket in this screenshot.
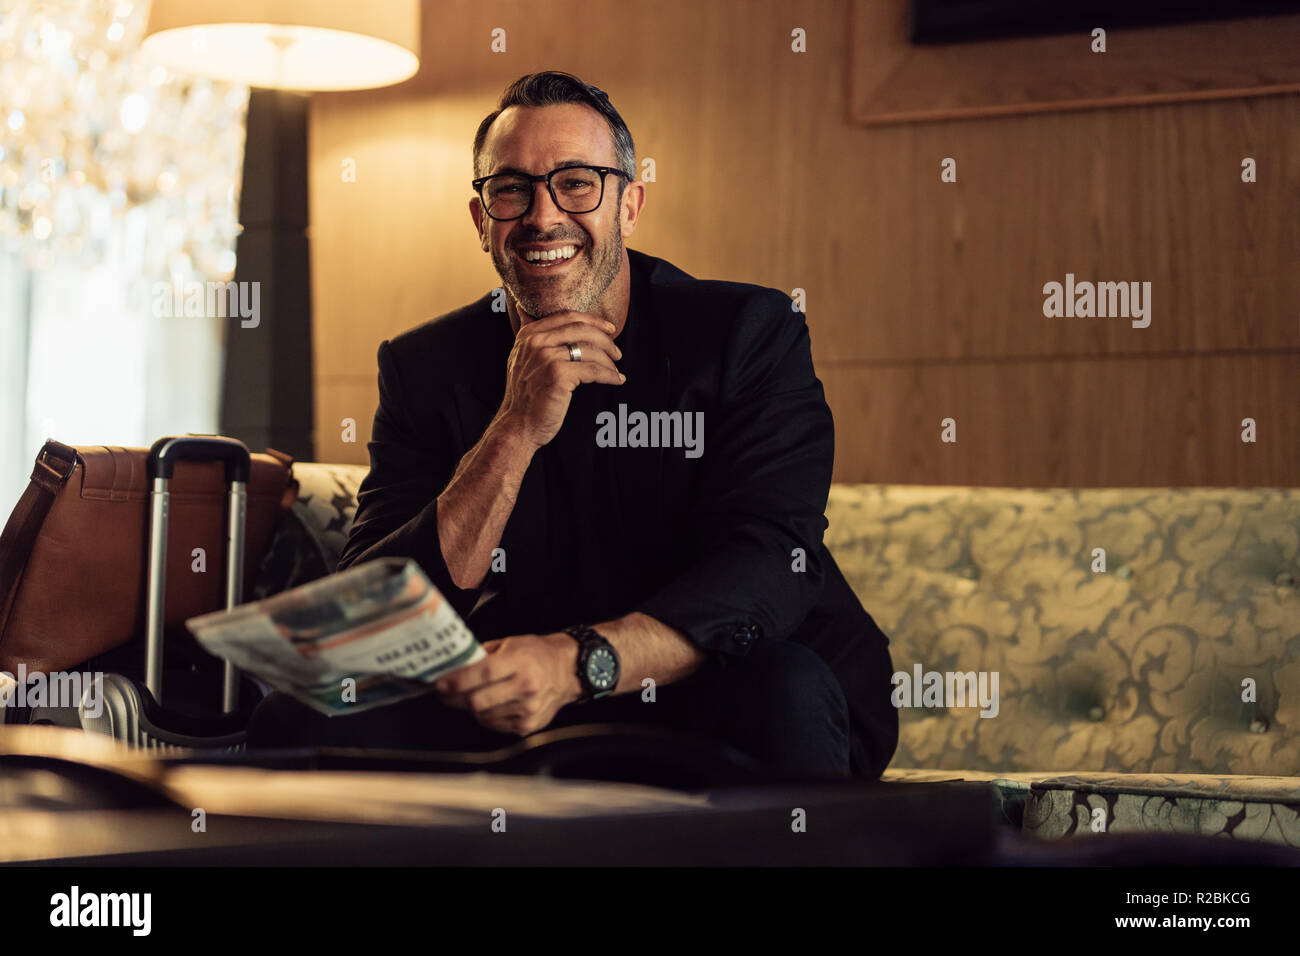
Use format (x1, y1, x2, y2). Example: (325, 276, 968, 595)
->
(338, 249, 898, 776)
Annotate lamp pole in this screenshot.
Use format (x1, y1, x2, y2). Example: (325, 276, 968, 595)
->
(219, 88, 315, 460)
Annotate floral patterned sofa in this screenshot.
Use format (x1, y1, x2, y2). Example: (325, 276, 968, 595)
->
(261, 466, 1300, 848)
(826, 485, 1300, 848)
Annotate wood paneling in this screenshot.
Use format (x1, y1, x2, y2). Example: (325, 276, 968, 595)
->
(309, 95, 497, 379)
(811, 96, 1300, 365)
(822, 353, 1300, 486)
(314, 375, 378, 466)
(309, 0, 1299, 485)
(850, 1, 1300, 125)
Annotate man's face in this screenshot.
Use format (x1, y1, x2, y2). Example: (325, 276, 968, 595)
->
(471, 103, 634, 319)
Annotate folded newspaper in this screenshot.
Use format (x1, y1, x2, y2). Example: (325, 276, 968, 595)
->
(186, 558, 484, 716)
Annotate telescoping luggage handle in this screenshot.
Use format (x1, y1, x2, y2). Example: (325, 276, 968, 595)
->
(145, 435, 250, 713)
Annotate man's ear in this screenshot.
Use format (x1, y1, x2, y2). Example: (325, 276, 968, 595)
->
(469, 197, 489, 252)
(620, 180, 646, 239)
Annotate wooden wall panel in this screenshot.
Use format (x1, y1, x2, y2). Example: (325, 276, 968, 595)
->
(309, 95, 494, 379)
(850, 1, 1300, 124)
(315, 375, 378, 466)
(812, 96, 1300, 364)
(822, 353, 1300, 487)
(308, 0, 1299, 486)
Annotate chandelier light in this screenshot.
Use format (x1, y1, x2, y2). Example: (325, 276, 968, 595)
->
(0, 0, 248, 276)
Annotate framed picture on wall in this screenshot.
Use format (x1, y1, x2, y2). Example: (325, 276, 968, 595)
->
(851, 0, 1300, 124)
(910, 0, 1300, 44)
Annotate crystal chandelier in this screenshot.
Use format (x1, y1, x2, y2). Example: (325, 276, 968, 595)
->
(0, 0, 248, 278)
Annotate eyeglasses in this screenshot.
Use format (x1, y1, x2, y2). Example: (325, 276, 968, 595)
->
(472, 165, 630, 221)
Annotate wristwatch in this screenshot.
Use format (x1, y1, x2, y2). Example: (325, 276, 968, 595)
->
(563, 625, 620, 703)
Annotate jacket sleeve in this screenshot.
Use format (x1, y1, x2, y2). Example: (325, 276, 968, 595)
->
(336, 340, 487, 620)
(634, 289, 832, 657)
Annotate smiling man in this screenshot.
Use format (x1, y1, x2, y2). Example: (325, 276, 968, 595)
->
(248, 72, 898, 780)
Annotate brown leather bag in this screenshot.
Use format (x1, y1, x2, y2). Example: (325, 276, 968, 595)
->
(0, 439, 297, 675)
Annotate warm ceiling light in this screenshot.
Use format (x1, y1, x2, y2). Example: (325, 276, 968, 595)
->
(141, 0, 420, 91)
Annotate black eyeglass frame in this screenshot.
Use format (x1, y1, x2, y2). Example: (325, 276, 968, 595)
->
(472, 165, 631, 221)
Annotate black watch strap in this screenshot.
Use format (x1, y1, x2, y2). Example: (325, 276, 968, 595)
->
(564, 625, 619, 702)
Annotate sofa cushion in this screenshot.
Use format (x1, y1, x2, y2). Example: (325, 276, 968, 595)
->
(883, 766, 1300, 841)
(253, 463, 369, 598)
(825, 485, 1300, 777)
(1022, 772, 1300, 845)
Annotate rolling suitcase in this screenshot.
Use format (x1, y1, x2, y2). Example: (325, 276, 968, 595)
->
(21, 436, 268, 750)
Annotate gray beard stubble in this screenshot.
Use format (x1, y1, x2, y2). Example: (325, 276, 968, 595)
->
(494, 213, 624, 318)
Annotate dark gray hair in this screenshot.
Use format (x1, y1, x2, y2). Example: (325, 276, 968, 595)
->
(472, 71, 636, 181)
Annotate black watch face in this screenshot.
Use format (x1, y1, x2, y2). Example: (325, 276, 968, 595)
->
(585, 646, 618, 691)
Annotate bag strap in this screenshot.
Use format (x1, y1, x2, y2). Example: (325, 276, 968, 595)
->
(0, 441, 79, 638)
(263, 447, 294, 469)
(263, 446, 299, 512)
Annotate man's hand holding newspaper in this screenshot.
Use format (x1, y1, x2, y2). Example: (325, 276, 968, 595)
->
(187, 558, 484, 716)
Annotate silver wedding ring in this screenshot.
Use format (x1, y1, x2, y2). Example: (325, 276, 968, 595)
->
(567, 343, 582, 362)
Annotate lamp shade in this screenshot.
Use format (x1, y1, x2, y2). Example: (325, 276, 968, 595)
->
(141, 0, 420, 91)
